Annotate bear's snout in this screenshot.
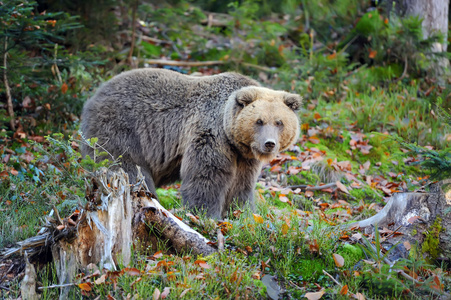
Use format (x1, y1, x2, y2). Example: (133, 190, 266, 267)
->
(264, 139, 276, 151)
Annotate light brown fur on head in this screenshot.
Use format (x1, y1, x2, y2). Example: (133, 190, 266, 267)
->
(224, 86, 302, 162)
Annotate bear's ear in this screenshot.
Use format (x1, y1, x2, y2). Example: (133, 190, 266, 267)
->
(283, 93, 303, 111)
(235, 87, 258, 106)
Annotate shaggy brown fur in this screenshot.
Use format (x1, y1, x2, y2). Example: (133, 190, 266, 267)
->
(81, 68, 301, 218)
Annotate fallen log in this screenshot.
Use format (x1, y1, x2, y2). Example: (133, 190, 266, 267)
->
(1, 167, 216, 298)
(349, 179, 451, 260)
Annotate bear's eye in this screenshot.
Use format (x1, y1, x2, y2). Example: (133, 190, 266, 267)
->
(256, 119, 263, 125)
(275, 120, 283, 126)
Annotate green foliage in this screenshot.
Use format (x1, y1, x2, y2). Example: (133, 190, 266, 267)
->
(0, 0, 107, 137)
(394, 135, 451, 180)
(156, 187, 181, 209)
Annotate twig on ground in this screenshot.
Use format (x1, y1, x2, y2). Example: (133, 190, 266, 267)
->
(287, 280, 304, 290)
(288, 182, 337, 191)
(38, 283, 75, 290)
(0, 264, 14, 283)
(322, 270, 341, 286)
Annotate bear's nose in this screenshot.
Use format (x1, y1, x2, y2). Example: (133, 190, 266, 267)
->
(265, 140, 276, 150)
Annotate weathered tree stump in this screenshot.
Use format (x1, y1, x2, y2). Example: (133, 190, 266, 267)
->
(352, 179, 451, 260)
(1, 167, 216, 299)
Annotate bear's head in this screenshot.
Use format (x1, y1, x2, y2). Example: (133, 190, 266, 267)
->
(224, 86, 302, 162)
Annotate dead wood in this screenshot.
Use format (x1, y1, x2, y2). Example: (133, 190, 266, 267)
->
(145, 59, 274, 72)
(1, 167, 216, 298)
(350, 179, 451, 260)
(20, 253, 38, 300)
(3, 37, 15, 130)
(200, 12, 232, 27)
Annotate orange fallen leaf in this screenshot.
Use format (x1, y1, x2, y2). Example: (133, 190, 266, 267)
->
(281, 223, 289, 235)
(340, 284, 348, 295)
(253, 214, 264, 224)
(194, 260, 211, 269)
(123, 267, 141, 276)
(152, 251, 163, 259)
(78, 282, 92, 291)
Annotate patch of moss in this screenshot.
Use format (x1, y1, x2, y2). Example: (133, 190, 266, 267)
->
(421, 217, 443, 259)
(295, 258, 328, 281)
(336, 243, 365, 268)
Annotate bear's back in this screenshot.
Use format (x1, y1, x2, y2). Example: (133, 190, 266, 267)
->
(88, 68, 258, 112)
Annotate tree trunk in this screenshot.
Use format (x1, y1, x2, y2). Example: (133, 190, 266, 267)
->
(393, 0, 450, 74)
(395, 0, 449, 52)
(350, 179, 451, 261)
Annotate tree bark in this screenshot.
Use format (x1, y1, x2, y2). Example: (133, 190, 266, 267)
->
(392, 0, 450, 75)
(350, 179, 451, 261)
(395, 0, 449, 52)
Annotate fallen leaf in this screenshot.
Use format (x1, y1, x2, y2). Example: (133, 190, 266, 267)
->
(305, 289, 325, 300)
(230, 269, 238, 282)
(123, 268, 141, 276)
(253, 214, 264, 224)
(352, 292, 366, 300)
(10, 169, 19, 176)
(153, 287, 161, 300)
(308, 136, 320, 144)
(152, 251, 163, 259)
(403, 241, 411, 251)
(194, 260, 211, 269)
(95, 274, 107, 285)
(180, 289, 191, 298)
(333, 253, 345, 267)
(78, 282, 92, 291)
(305, 190, 314, 198)
(340, 284, 348, 295)
(279, 195, 289, 203)
(130, 277, 142, 288)
(281, 223, 289, 235)
(336, 181, 349, 194)
(161, 287, 170, 299)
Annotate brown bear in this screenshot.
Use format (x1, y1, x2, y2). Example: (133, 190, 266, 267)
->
(80, 68, 302, 218)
